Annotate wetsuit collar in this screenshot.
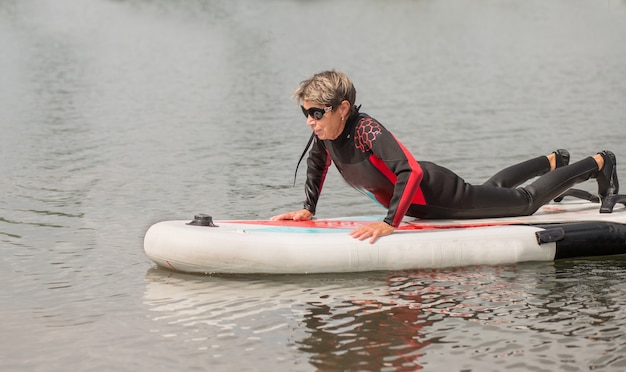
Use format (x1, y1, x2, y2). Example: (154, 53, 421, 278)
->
(292, 105, 361, 186)
(331, 106, 361, 146)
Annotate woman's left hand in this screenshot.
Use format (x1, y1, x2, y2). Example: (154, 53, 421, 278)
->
(349, 221, 395, 244)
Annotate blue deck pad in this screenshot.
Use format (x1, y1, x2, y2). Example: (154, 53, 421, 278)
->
(249, 227, 352, 234)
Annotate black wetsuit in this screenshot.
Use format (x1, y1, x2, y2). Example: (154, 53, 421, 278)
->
(303, 111, 599, 227)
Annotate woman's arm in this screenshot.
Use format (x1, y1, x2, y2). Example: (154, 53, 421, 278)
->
(302, 138, 332, 214)
(359, 119, 424, 227)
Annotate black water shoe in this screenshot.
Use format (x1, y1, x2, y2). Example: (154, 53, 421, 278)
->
(597, 150, 619, 199)
(554, 149, 570, 168)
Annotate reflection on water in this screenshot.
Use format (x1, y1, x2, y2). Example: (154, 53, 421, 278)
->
(144, 258, 626, 370)
(298, 285, 434, 371)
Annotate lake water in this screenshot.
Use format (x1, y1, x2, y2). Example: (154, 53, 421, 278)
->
(2, 0, 626, 370)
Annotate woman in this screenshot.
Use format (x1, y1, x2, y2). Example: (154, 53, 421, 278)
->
(271, 70, 619, 243)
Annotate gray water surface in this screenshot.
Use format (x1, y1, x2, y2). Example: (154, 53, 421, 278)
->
(2, 0, 626, 370)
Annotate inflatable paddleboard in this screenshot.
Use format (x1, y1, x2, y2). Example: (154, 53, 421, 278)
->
(144, 193, 626, 274)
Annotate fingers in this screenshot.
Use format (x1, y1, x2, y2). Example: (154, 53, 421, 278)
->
(349, 222, 395, 244)
(350, 229, 382, 244)
(270, 209, 312, 221)
(289, 210, 312, 221)
(270, 212, 295, 221)
(271, 214, 394, 243)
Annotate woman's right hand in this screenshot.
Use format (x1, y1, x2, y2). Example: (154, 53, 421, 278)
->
(270, 209, 313, 221)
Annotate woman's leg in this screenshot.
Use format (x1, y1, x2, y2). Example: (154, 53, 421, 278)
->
(482, 156, 550, 188)
(409, 157, 599, 219)
(483, 149, 569, 188)
(522, 157, 599, 207)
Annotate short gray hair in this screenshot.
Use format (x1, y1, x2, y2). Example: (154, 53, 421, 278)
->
(293, 70, 357, 110)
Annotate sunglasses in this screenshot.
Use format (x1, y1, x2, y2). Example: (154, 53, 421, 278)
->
(301, 105, 333, 120)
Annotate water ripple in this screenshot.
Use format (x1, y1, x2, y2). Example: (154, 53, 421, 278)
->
(140, 258, 626, 370)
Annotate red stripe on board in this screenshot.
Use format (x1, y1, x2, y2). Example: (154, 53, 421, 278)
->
(400, 220, 517, 230)
(222, 219, 517, 231)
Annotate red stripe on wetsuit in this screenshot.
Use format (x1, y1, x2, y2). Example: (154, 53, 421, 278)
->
(369, 136, 425, 227)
